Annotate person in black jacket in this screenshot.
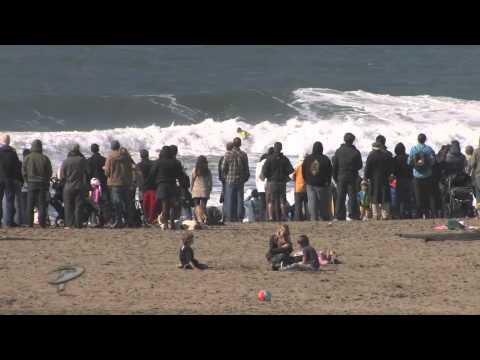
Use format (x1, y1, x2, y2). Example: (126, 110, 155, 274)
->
(60, 144, 89, 228)
(364, 142, 394, 220)
(0, 134, 22, 227)
(332, 133, 363, 220)
(302, 141, 333, 221)
(445, 140, 467, 178)
(393, 143, 413, 219)
(261, 142, 294, 221)
(148, 146, 183, 230)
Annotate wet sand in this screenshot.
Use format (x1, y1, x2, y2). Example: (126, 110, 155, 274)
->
(1, 219, 480, 314)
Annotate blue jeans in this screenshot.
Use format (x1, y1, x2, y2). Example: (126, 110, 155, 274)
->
(223, 183, 244, 222)
(0, 180, 16, 226)
(110, 186, 129, 226)
(306, 185, 331, 221)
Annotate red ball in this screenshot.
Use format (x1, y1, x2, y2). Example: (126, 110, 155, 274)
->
(258, 290, 271, 302)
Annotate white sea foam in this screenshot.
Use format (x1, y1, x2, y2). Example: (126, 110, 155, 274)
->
(9, 88, 480, 205)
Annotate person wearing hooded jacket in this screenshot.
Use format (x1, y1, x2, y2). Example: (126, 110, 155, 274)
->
(261, 142, 294, 221)
(105, 140, 134, 228)
(364, 142, 394, 220)
(393, 143, 413, 219)
(60, 144, 89, 228)
(332, 133, 363, 221)
(0, 134, 22, 227)
(302, 142, 333, 221)
(22, 139, 53, 228)
(444, 140, 467, 178)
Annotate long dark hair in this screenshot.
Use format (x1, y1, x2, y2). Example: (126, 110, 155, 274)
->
(195, 155, 209, 177)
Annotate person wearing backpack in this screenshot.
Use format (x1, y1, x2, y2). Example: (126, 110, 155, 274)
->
(302, 142, 333, 221)
(261, 142, 294, 221)
(408, 133, 436, 219)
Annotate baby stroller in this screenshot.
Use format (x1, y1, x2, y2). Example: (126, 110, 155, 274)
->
(445, 173, 475, 218)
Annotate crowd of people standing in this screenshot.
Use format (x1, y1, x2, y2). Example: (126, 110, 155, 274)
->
(0, 131, 478, 229)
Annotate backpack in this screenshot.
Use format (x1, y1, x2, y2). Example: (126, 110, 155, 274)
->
(310, 159, 321, 177)
(414, 151, 430, 171)
(206, 206, 223, 226)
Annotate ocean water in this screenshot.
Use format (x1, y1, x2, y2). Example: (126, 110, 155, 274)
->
(4, 45, 480, 204)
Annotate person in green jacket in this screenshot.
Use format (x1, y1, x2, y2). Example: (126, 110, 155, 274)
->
(22, 139, 53, 228)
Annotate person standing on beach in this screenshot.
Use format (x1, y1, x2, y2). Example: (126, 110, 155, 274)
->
(191, 155, 212, 224)
(261, 142, 294, 221)
(218, 142, 233, 205)
(87, 144, 110, 222)
(255, 147, 273, 222)
(222, 137, 250, 222)
(408, 133, 436, 219)
(364, 141, 394, 220)
(105, 140, 134, 228)
(332, 133, 363, 221)
(148, 146, 183, 230)
(393, 143, 413, 219)
(60, 144, 89, 228)
(136, 149, 157, 224)
(0, 134, 22, 227)
(22, 139, 53, 228)
(302, 142, 333, 221)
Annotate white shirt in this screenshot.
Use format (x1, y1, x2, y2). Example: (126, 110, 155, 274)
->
(255, 159, 267, 193)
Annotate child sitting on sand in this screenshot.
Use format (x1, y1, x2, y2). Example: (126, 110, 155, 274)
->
(266, 224, 294, 271)
(178, 233, 208, 270)
(280, 235, 320, 272)
(357, 180, 371, 221)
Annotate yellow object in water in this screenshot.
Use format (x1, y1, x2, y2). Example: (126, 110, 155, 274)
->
(239, 130, 251, 140)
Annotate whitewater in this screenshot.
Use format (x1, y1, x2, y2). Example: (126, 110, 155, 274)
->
(9, 88, 480, 205)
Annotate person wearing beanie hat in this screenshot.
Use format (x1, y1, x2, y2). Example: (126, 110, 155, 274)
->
(0, 133, 22, 227)
(364, 141, 394, 220)
(332, 133, 363, 220)
(22, 139, 53, 228)
(60, 143, 89, 228)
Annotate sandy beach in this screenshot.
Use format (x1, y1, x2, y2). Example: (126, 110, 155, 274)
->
(1, 219, 480, 315)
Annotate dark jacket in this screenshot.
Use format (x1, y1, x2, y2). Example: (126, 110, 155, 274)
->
(302, 143, 332, 187)
(0, 145, 22, 183)
(266, 235, 293, 261)
(218, 156, 225, 183)
(105, 150, 134, 187)
(148, 158, 183, 186)
(332, 143, 363, 182)
(22, 140, 53, 188)
(87, 153, 107, 186)
(445, 141, 467, 177)
(262, 152, 294, 183)
(393, 144, 413, 180)
(364, 148, 394, 204)
(60, 151, 89, 191)
(136, 159, 156, 192)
